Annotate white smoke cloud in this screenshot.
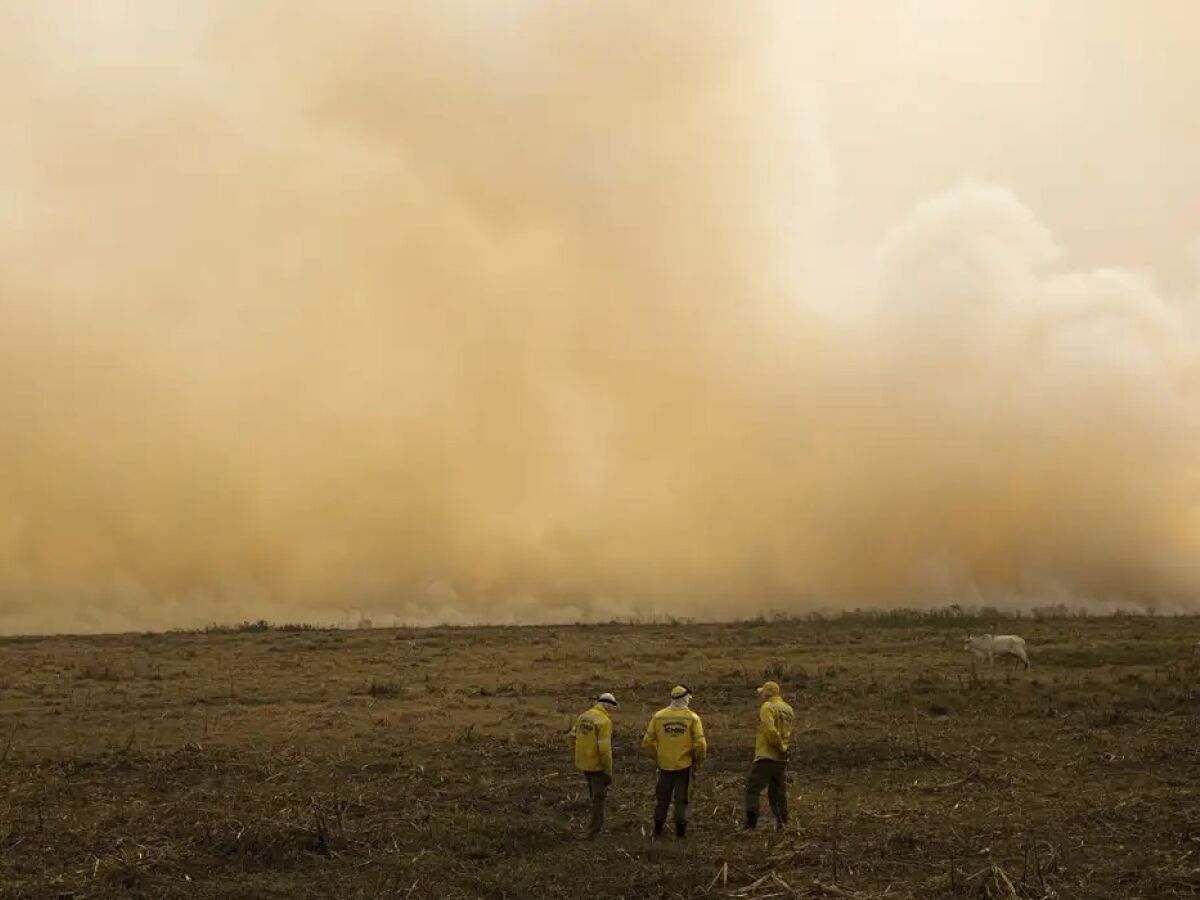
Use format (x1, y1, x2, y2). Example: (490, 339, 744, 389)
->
(0, 2, 1197, 632)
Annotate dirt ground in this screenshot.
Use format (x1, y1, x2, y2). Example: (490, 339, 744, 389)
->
(2, 613, 1199, 899)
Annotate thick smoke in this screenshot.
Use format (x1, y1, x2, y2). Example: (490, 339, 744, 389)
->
(1, 2, 1198, 632)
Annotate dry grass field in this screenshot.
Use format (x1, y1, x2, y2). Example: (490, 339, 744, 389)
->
(2, 613, 1199, 899)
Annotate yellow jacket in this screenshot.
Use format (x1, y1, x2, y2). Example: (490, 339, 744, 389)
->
(642, 705, 707, 771)
(755, 695, 794, 761)
(569, 704, 613, 774)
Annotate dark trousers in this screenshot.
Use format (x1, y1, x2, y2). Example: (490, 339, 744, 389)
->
(745, 758, 788, 823)
(584, 771, 610, 834)
(654, 767, 692, 825)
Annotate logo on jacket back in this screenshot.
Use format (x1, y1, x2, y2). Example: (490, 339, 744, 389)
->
(663, 723, 687, 736)
(578, 721, 596, 734)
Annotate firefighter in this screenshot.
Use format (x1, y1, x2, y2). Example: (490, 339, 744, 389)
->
(642, 684, 707, 838)
(568, 692, 618, 838)
(744, 680, 794, 831)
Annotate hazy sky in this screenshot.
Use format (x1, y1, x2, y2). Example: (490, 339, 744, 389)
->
(1, 2, 1198, 632)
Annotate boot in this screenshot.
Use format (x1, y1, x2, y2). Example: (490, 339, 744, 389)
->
(775, 815, 787, 833)
(652, 820, 665, 838)
(675, 822, 687, 839)
(745, 810, 758, 830)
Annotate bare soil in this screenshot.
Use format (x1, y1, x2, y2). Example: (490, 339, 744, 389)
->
(2, 614, 1199, 899)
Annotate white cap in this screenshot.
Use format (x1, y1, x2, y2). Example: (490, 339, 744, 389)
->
(597, 692, 618, 707)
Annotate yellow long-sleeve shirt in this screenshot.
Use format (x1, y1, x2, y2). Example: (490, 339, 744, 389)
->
(642, 705, 706, 771)
(569, 704, 613, 774)
(754, 695, 794, 762)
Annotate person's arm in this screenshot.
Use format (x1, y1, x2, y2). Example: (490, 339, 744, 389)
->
(641, 716, 658, 760)
(760, 703, 785, 754)
(691, 714, 707, 768)
(597, 716, 613, 776)
(567, 716, 578, 756)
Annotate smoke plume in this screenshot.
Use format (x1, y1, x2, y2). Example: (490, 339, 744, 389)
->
(1, 2, 1198, 632)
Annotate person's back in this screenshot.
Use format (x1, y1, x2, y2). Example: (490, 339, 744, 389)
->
(644, 704, 706, 770)
(572, 704, 613, 773)
(754, 693, 794, 762)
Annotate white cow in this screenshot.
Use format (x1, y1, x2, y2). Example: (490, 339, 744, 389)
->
(964, 634, 1030, 669)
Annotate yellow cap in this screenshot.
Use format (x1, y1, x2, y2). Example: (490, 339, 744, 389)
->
(670, 684, 691, 699)
(756, 681, 781, 696)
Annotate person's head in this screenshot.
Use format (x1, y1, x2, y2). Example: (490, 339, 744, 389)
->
(756, 680, 781, 700)
(597, 692, 618, 713)
(669, 684, 692, 707)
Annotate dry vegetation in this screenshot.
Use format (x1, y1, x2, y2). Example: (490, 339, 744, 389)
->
(2, 613, 1199, 899)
